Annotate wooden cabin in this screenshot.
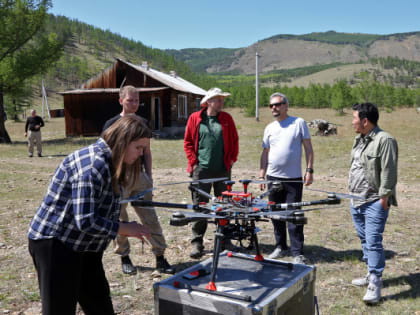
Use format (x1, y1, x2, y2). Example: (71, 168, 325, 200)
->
(60, 58, 206, 136)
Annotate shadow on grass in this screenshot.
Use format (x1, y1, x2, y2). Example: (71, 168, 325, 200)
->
(136, 260, 199, 274)
(302, 244, 397, 264)
(258, 243, 397, 264)
(383, 273, 420, 300)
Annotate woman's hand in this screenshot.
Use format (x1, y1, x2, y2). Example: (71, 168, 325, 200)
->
(118, 221, 151, 243)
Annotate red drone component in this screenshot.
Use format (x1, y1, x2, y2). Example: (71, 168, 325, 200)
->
(206, 281, 217, 291)
(222, 191, 252, 198)
(254, 254, 264, 262)
(227, 251, 233, 257)
(218, 219, 228, 226)
(173, 281, 180, 288)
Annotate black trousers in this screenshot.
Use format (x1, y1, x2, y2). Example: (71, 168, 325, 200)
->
(28, 238, 115, 315)
(191, 166, 230, 245)
(267, 175, 304, 257)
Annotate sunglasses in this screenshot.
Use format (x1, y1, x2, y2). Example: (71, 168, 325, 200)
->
(269, 102, 287, 108)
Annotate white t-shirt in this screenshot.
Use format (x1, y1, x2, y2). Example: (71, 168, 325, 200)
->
(262, 116, 311, 178)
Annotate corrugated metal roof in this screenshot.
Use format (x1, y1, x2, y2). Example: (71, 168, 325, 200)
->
(118, 59, 207, 96)
(59, 87, 169, 95)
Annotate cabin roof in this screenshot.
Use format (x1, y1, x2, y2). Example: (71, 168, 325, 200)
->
(59, 87, 169, 95)
(118, 58, 206, 96)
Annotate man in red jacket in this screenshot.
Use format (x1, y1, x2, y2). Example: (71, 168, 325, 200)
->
(184, 87, 239, 258)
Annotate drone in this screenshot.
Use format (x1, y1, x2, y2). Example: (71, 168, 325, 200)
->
(121, 177, 363, 293)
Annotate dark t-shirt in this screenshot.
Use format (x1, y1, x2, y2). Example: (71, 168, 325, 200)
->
(102, 114, 148, 132)
(25, 116, 44, 132)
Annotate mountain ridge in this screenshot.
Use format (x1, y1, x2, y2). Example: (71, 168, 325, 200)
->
(166, 31, 420, 75)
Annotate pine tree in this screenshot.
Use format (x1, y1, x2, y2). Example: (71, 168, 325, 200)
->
(0, 0, 66, 143)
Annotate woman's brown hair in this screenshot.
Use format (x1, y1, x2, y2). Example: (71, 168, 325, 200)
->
(102, 115, 152, 193)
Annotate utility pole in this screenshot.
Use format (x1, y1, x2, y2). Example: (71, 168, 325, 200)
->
(255, 52, 260, 121)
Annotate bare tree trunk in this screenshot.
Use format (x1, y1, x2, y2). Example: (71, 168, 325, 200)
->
(0, 89, 12, 143)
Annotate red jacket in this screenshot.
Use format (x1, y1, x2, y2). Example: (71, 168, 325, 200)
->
(184, 108, 239, 174)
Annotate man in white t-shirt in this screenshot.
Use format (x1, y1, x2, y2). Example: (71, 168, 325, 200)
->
(259, 92, 314, 264)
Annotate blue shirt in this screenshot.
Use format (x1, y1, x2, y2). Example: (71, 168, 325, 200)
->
(28, 138, 121, 252)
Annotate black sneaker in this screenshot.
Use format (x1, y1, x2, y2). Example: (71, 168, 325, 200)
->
(38, 153, 42, 157)
(156, 256, 175, 274)
(121, 256, 137, 275)
(190, 243, 204, 259)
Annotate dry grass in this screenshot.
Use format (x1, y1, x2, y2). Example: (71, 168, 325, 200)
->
(1, 107, 419, 314)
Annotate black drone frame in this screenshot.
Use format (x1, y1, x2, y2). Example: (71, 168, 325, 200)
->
(126, 178, 357, 293)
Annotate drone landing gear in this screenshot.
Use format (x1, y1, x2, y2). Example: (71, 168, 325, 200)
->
(206, 219, 290, 292)
(250, 229, 264, 262)
(206, 221, 226, 291)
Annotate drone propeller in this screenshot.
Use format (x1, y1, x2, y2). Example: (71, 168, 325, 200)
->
(163, 209, 224, 219)
(120, 188, 155, 204)
(158, 177, 229, 186)
(305, 187, 364, 200)
(250, 205, 344, 218)
(253, 185, 283, 200)
(191, 186, 219, 202)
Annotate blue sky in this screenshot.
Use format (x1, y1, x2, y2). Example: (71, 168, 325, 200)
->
(50, 0, 420, 50)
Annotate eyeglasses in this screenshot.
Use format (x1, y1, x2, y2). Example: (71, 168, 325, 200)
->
(269, 102, 287, 108)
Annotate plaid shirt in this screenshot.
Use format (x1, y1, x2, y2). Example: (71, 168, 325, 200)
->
(28, 138, 121, 252)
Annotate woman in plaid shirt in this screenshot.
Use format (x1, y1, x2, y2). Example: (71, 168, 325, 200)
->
(28, 115, 152, 315)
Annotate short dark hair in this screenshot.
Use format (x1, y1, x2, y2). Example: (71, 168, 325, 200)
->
(352, 103, 379, 125)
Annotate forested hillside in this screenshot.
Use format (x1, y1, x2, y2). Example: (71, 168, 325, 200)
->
(4, 14, 218, 118)
(4, 15, 420, 120)
(42, 14, 199, 91)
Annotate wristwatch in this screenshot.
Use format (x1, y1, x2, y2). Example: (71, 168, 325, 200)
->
(306, 168, 314, 174)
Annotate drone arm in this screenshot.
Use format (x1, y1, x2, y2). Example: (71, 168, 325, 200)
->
(188, 185, 218, 202)
(131, 200, 203, 211)
(274, 197, 340, 209)
(255, 190, 271, 200)
(170, 214, 207, 226)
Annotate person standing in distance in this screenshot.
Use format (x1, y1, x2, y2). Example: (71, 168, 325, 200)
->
(184, 87, 239, 259)
(349, 103, 398, 304)
(25, 109, 44, 157)
(103, 85, 174, 275)
(259, 92, 314, 264)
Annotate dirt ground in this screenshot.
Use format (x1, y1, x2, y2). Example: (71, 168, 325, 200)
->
(1, 107, 420, 314)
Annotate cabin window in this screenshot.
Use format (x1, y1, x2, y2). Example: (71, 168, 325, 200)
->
(196, 98, 201, 111)
(178, 95, 188, 119)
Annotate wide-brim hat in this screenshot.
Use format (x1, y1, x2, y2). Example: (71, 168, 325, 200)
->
(200, 87, 230, 106)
